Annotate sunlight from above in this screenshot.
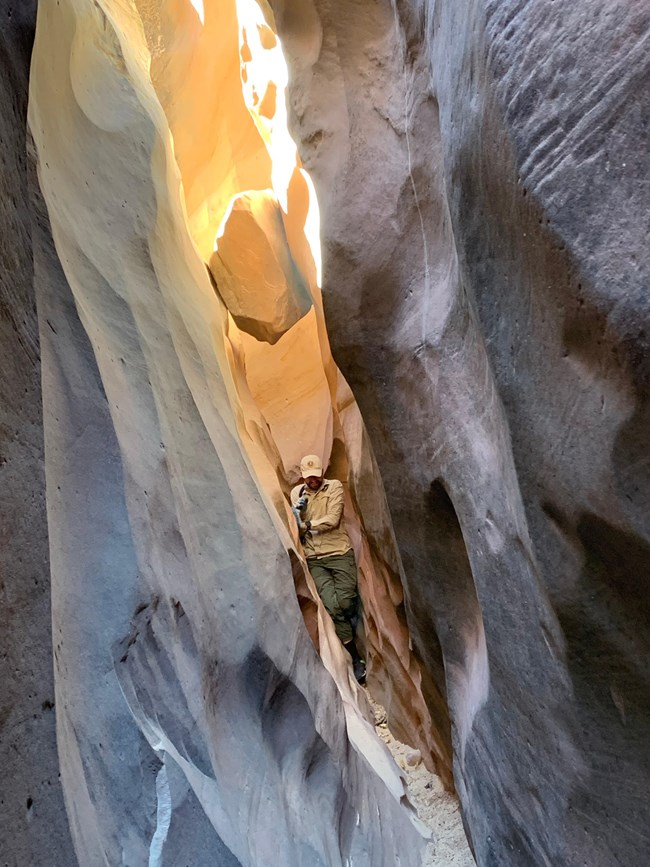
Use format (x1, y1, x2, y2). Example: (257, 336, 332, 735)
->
(211, 0, 322, 287)
(189, 0, 205, 26)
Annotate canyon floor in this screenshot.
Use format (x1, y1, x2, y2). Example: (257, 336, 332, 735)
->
(367, 692, 475, 867)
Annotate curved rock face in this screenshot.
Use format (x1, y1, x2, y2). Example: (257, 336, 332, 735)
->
(3, 0, 648, 865)
(273, 0, 650, 864)
(26, 1, 429, 865)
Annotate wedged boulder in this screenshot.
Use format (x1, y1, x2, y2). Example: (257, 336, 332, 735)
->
(209, 190, 313, 344)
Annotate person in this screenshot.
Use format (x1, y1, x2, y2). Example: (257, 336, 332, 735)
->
(291, 455, 366, 684)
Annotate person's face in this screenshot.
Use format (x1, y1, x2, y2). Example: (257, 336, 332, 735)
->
(304, 474, 323, 491)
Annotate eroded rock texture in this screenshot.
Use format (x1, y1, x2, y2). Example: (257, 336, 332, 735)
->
(0, 1, 73, 861)
(26, 1, 428, 865)
(273, 0, 650, 864)
(4, 0, 647, 864)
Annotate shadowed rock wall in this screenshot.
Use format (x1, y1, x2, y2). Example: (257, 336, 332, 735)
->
(0, 2, 74, 861)
(273, 0, 650, 864)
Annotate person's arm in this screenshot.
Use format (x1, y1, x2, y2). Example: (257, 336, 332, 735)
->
(290, 486, 309, 536)
(308, 482, 344, 532)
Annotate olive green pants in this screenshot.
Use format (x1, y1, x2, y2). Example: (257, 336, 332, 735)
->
(307, 549, 359, 644)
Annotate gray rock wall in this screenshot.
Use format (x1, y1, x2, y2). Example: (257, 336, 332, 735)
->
(430, 3, 650, 863)
(274, 0, 650, 864)
(0, 2, 74, 862)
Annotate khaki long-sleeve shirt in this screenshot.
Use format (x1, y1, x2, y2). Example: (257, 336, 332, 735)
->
(290, 478, 352, 559)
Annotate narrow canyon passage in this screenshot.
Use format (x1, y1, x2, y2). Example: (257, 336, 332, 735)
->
(131, 0, 454, 780)
(28, 0, 467, 864)
(4, 0, 647, 865)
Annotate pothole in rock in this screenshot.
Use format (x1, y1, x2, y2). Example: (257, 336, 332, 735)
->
(366, 692, 475, 867)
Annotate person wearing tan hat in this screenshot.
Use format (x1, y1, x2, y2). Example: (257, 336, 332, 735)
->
(291, 455, 366, 684)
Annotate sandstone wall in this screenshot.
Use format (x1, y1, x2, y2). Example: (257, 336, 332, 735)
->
(272, 0, 650, 864)
(4, 0, 648, 864)
(26, 1, 428, 864)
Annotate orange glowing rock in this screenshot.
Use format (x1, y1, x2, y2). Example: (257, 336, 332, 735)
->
(209, 190, 312, 344)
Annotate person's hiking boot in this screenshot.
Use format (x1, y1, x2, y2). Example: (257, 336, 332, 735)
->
(343, 639, 366, 684)
(353, 658, 367, 685)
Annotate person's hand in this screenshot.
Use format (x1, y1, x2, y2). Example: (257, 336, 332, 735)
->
(292, 505, 311, 536)
(295, 496, 308, 512)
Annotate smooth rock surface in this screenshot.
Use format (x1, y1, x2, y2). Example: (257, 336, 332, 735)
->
(209, 190, 313, 344)
(0, 2, 74, 862)
(274, 0, 650, 864)
(27, 1, 429, 864)
(3, 0, 647, 864)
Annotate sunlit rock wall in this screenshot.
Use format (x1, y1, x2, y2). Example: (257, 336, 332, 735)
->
(273, 0, 650, 865)
(132, 0, 448, 782)
(27, 0, 429, 864)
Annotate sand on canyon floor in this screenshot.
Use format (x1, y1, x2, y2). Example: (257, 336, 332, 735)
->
(366, 692, 475, 867)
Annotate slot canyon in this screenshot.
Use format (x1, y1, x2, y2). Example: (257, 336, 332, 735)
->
(1, 0, 648, 865)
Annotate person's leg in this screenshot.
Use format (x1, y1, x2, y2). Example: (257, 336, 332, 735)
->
(343, 637, 365, 684)
(327, 550, 360, 625)
(327, 551, 365, 683)
(306, 558, 354, 644)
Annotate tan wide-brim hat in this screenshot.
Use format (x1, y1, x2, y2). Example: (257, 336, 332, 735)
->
(300, 454, 323, 478)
